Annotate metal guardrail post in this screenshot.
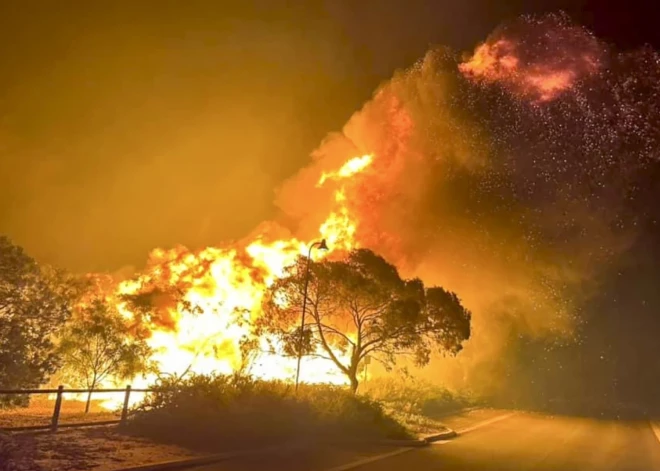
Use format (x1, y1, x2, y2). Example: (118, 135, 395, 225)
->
(50, 385, 64, 432)
(120, 385, 131, 426)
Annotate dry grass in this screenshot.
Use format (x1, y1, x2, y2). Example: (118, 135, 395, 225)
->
(361, 377, 479, 418)
(386, 409, 452, 435)
(0, 398, 119, 429)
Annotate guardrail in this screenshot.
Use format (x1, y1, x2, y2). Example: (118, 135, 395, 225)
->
(0, 385, 152, 432)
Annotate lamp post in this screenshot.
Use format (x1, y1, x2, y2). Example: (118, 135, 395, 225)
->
(294, 238, 328, 392)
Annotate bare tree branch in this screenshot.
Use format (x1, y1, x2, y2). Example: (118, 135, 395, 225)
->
(310, 305, 349, 375)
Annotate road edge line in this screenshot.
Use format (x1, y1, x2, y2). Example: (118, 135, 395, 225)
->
(650, 421, 660, 444)
(455, 411, 517, 435)
(321, 412, 518, 469)
(422, 428, 458, 442)
(111, 443, 295, 471)
(322, 447, 415, 471)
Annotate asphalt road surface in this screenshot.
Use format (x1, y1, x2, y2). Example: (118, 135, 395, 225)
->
(193, 411, 660, 471)
(356, 413, 660, 471)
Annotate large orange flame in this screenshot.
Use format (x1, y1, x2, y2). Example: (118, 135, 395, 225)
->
(84, 154, 374, 408)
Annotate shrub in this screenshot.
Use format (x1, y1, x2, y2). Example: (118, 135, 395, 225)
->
(296, 384, 408, 439)
(125, 374, 409, 451)
(361, 377, 479, 418)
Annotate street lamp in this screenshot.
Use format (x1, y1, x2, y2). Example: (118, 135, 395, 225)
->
(294, 238, 328, 392)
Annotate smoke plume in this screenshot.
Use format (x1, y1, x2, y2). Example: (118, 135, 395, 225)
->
(275, 13, 660, 396)
(460, 13, 605, 102)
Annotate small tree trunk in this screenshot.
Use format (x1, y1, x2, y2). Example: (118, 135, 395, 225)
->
(85, 377, 97, 414)
(348, 352, 360, 394)
(348, 367, 359, 394)
(85, 389, 93, 414)
(349, 376, 359, 394)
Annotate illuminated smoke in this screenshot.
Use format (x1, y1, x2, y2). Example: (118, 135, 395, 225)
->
(277, 15, 660, 396)
(460, 13, 605, 102)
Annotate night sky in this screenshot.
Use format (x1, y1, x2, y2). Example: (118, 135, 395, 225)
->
(1, 1, 659, 412)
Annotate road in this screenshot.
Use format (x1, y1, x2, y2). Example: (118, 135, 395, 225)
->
(192, 411, 660, 471)
(356, 412, 660, 471)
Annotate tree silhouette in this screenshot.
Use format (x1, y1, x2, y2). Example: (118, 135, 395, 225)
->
(0, 236, 77, 406)
(59, 298, 152, 413)
(262, 248, 471, 392)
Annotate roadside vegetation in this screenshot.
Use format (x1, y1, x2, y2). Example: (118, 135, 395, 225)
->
(361, 376, 480, 434)
(125, 374, 411, 452)
(0, 236, 79, 408)
(362, 376, 480, 417)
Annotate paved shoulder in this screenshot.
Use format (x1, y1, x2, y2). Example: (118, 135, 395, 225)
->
(188, 443, 411, 471)
(438, 408, 514, 432)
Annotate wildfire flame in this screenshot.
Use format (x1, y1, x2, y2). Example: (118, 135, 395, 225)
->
(80, 154, 374, 408)
(317, 155, 373, 250)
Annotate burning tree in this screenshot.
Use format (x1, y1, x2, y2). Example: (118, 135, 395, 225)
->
(0, 236, 77, 406)
(261, 248, 471, 393)
(59, 298, 153, 413)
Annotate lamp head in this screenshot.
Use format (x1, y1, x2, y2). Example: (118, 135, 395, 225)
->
(318, 239, 329, 251)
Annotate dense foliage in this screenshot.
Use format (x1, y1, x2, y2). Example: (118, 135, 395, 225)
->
(126, 374, 409, 451)
(261, 248, 471, 392)
(0, 236, 77, 406)
(361, 376, 480, 417)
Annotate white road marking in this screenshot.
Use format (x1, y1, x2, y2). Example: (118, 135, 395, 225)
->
(323, 411, 517, 469)
(322, 447, 415, 471)
(649, 421, 660, 444)
(455, 411, 517, 435)
(429, 439, 453, 445)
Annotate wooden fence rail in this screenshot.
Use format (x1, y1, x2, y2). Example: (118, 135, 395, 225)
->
(0, 385, 153, 432)
(0, 388, 151, 394)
